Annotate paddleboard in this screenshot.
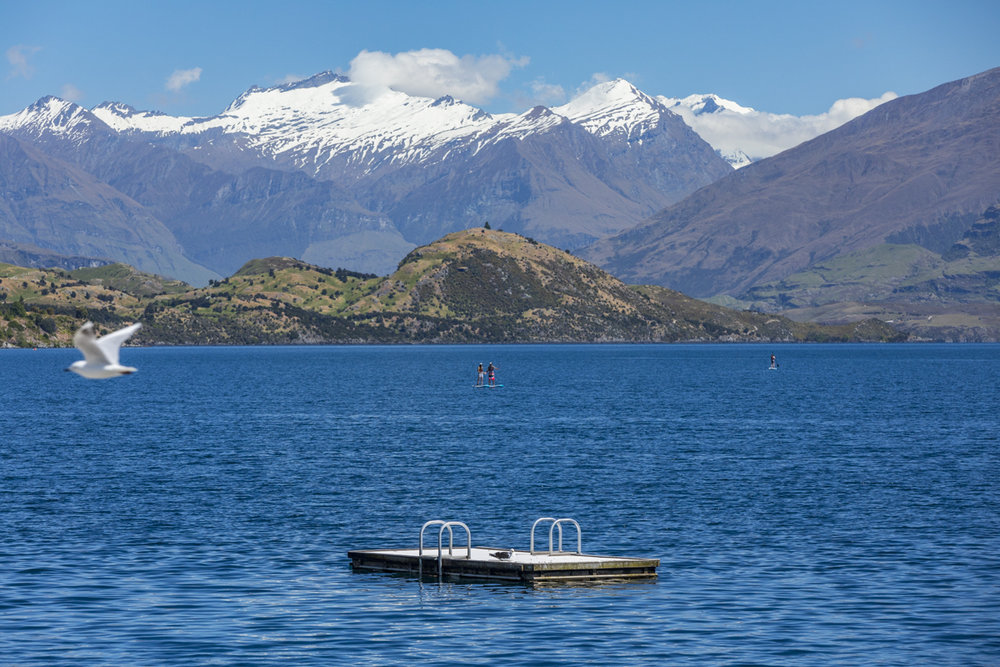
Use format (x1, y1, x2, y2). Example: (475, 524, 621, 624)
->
(473, 384, 504, 388)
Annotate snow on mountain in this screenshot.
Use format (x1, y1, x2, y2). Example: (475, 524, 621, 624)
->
(657, 91, 898, 169)
(5, 74, 695, 180)
(0, 71, 736, 282)
(0, 96, 109, 143)
(660, 93, 755, 116)
(656, 93, 758, 168)
(714, 149, 750, 170)
(202, 75, 508, 170)
(553, 78, 666, 138)
(204, 73, 671, 156)
(0, 71, 727, 194)
(479, 105, 567, 145)
(92, 102, 193, 134)
(3, 74, 893, 178)
(86, 72, 518, 177)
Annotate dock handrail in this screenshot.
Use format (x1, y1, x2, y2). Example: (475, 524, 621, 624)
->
(530, 517, 560, 553)
(530, 517, 582, 554)
(418, 520, 472, 579)
(549, 518, 581, 555)
(419, 520, 453, 556)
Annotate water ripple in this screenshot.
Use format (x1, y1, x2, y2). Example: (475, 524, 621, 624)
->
(1, 344, 998, 664)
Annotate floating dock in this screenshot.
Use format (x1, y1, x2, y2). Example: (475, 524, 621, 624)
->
(348, 517, 659, 584)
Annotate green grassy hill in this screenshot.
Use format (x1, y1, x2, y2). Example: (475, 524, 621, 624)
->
(727, 207, 1000, 341)
(1, 229, 906, 347)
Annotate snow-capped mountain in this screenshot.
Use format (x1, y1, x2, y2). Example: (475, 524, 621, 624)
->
(715, 149, 753, 170)
(657, 90, 899, 170)
(584, 67, 1000, 301)
(661, 93, 756, 117)
(0, 96, 116, 143)
(554, 79, 668, 138)
(91, 101, 193, 134)
(0, 73, 731, 282)
(89, 73, 714, 181)
(656, 93, 756, 168)
(91, 71, 555, 178)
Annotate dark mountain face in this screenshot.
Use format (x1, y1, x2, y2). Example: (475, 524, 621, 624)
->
(164, 167, 398, 276)
(0, 134, 216, 284)
(582, 67, 1000, 298)
(0, 240, 110, 272)
(354, 106, 732, 252)
(75, 141, 397, 276)
(368, 118, 662, 249)
(0, 104, 402, 278)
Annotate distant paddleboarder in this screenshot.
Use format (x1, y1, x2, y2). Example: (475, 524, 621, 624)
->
(769, 354, 778, 370)
(476, 363, 485, 387)
(487, 361, 498, 386)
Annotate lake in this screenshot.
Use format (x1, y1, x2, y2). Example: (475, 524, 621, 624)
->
(1, 343, 998, 664)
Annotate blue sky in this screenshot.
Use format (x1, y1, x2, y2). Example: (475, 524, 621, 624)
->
(2, 0, 998, 118)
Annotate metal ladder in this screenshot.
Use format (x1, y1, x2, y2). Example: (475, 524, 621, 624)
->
(418, 520, 472, 579)
(414, 517, 584, 580)
(530, 517, 582, 555)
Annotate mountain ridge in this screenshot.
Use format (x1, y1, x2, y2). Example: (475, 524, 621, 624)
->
(582, 67, 1000, 301)
(0, 74, 731, 280)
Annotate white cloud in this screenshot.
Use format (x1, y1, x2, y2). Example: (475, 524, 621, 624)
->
(6, 44, 41, 79)
(166, 67, 202, 93)
(665, 92, 898, 161)
(529, 78, 566, 106)
(60, 83, 84, 103)
(577, 72, 611, 95)
(511, 78, 568, 109)
(823, 93, 898, 125)
(346, 48, 528, 105)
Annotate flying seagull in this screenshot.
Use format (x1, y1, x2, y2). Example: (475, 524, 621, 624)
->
(67, 321, 142, 379)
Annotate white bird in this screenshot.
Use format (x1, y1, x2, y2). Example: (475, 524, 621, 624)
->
(67, 321, 142, 379)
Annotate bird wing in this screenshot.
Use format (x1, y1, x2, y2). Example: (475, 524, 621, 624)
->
(95, 322, 142, 366)
(73, 321, 110, 365)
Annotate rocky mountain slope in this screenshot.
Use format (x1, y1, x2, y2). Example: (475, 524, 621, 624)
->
(583, 67, 1000, 301)
(0, 76, 731, 281)
(0, 133, 217, 283)
(1, 229, 904, 347)
(726, 205, 1000, 342)
(0, 239, 109, 272)
(0, 98, 403, 280)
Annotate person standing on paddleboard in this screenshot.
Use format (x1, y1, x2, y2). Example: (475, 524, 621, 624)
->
(477, 363, 485, 386)
(487, 362, 498, 386)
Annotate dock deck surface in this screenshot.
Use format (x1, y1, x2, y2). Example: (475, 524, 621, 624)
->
(348, 546, 659, 584)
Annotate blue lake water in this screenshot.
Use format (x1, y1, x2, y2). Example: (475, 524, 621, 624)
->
(1, 343, 998, 664)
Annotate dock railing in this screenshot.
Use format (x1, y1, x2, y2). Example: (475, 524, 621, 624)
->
(418, 520, 471, 579)
(530, 517, 582, 555)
